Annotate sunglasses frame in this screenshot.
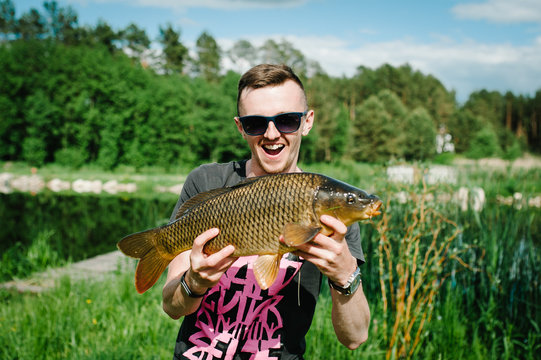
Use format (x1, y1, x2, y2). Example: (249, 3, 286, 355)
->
(238, 111, 308, 136)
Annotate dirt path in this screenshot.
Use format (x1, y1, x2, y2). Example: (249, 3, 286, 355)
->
(1, 251, 134, 293)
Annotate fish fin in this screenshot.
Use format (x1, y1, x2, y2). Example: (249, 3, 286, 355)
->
(253, 254, 281, 290)
(174, 178, 262, 220)
(174, 187, 232, 219)
(134, 247, 170, 294)
(283, 223, 321, 246)
(117, 228, 171, 293)
(117, 228, 159, 259)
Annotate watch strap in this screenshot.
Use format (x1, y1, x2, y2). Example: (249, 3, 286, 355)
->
(328, 266, 362, 296)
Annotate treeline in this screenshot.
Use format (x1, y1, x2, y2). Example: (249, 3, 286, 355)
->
(1, 0, 540, 170)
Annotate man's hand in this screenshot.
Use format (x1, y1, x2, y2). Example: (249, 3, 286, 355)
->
(282, 215, 370, 349)
(287, 215, 357, 286)
(186, 228, 237, 294)
(162, 228, 237, 319)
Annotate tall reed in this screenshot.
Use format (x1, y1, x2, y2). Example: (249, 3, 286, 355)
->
(376, 179, 477, 359)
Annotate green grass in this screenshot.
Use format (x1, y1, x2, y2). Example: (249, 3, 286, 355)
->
(0, 269, 178, 359)
(2, 270, 539, 359)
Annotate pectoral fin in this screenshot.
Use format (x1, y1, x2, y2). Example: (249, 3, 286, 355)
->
(253, 254, 281, 290)
(283, 223, 321, 247)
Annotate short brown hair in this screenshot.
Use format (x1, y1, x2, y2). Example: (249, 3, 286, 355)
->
(237, 64, 306, 116)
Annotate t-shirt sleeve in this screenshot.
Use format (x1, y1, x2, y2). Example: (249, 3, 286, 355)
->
(345, 222, 365, 265)
(169, 168, 202, 222)
(168, 163, 240, 223)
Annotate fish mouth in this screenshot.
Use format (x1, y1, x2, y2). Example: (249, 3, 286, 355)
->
(366, 200, 382, 218)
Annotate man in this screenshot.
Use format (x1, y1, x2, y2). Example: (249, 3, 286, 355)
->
(162, 64, 370, 359)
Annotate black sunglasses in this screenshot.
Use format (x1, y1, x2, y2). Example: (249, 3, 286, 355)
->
(238, 111, 307, 136)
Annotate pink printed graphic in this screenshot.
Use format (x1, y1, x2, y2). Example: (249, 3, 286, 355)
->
(183, 255, 302, 360)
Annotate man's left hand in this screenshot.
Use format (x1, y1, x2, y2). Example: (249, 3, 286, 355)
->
(286, 215, 357, 287)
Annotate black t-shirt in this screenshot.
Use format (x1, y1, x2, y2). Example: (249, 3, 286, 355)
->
(171, 161, 364, 360)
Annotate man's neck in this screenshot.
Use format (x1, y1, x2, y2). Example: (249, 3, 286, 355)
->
(245, 159, 302, 178)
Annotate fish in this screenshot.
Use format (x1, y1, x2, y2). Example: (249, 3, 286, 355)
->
(117, 172, 382, 294)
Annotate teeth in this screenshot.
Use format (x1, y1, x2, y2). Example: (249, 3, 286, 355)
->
(263, 144, 284, 150)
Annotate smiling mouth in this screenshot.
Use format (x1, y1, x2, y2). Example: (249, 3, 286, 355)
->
(262, 144, 284, 156)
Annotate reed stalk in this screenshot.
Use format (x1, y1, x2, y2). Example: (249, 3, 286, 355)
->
(376, 179, 469, 359)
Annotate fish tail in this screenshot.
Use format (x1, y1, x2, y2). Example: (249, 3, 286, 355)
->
(117, 229, 170, 294)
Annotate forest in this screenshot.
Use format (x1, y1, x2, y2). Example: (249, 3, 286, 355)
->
(1, 0, 540, 170)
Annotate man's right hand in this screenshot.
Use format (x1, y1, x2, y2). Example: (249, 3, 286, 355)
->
(186, 228, 237, 294)
(162, 228, 237, 319)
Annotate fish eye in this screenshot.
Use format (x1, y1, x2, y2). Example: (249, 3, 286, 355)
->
(347, 194, 356, 204)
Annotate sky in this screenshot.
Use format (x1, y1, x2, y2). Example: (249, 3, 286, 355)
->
(15, 0, 541, 102)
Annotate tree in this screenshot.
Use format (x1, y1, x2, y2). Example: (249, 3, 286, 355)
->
(119, 23, 150, 59)
(159, 23, 188, 74)
(530, 90, 541, 153)
(17, 8, 46, 40)
(0, 0, 16, 40)
(194, 31, 221, 82)
(447, 109, 484, 153)
(328, 104, 350, 161)
(259, 39, 309, 78)
(467, 125, 501, 159)
(350, 95, 402, 163)
(91, 19, 118, 53)
(403, 107, 437, 161)
(42, 0, 78, 43)
(227, 39, 258, 74)
(376, 90, 407, 159)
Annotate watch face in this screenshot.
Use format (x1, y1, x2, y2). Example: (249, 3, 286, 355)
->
(348, 273, 361, 294)
(329, 267, 362, 296)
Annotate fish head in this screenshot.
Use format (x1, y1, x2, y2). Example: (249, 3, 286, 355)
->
(314, 177, 382, 226)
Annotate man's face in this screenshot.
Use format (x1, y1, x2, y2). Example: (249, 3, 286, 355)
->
(235, 80, 314, 177)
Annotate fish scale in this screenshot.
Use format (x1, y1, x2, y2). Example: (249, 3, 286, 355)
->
(118, 172, 382, 293)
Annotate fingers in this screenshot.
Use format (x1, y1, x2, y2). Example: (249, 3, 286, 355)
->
(190, 228, 237, 289)
(205, 245, 236, 269)
(319, 215, 347, 241)
(193, 228, 220, 251)
(286, 216, 355, 280)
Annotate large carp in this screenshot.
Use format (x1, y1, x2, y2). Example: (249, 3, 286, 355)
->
(118, 172, 382, 294)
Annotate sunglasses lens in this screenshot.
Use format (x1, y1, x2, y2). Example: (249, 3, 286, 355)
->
(240, 112, 304, 135)
(241, 116, 268, 135)
(275, 113, 301, 133)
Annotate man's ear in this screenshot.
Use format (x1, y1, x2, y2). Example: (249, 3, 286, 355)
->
(301, 110, 314, 136)
(234, 117, 245, 137)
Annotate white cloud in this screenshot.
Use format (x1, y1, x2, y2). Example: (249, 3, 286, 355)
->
(452, 0, 541, 23)
(218, 34, 541, 101)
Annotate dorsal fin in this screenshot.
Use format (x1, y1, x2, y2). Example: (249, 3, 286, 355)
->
(174, 187, 231, 219)
(173, 177, 261, 220)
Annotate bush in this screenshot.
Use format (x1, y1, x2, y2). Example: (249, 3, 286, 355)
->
(22, 137, 47, 166)
(54, 148, 87, 169)
(466, 127, 501, 159)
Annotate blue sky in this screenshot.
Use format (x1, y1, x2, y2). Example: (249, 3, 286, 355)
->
(15, 0, 541, 102)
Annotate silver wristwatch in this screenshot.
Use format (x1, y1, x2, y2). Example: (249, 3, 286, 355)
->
(328, 266, 362, 296)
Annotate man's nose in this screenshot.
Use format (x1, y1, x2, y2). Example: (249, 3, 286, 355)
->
(264, 120, 281, 139)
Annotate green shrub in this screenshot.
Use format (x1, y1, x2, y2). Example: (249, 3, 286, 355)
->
(467, 126, 501, 159)
(22, 137, 47, 166)
(54, 148, 87, 169)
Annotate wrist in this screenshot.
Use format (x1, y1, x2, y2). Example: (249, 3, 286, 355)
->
(330, 259, 358, 287)
(180, 270, 209, 298)
(328, 266, 362, 296)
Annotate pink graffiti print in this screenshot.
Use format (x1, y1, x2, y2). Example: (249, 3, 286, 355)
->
(182, 255, 303, 360)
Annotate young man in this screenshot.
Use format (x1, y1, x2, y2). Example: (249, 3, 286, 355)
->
(162, 64, 370, 359)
